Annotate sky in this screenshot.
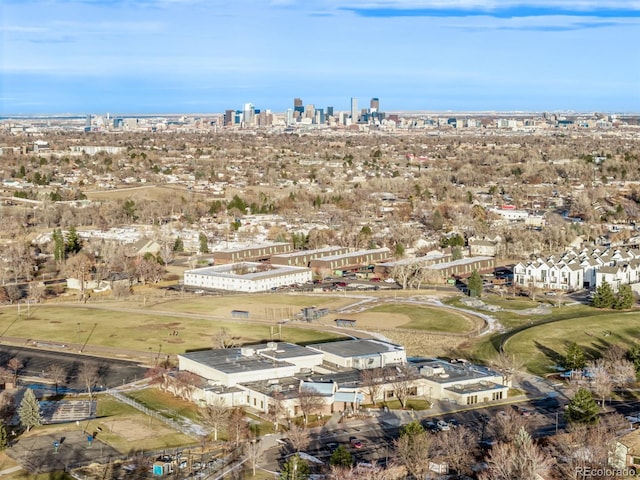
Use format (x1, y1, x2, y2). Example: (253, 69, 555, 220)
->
(1, 0, 639, 115)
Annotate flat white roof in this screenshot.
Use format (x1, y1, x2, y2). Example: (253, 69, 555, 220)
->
(272, 246, 346, 259)
(214, 242, 291, 254)
(185, 262, 309, 280)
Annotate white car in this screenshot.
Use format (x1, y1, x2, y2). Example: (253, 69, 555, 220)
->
(437, 420, 450, 431)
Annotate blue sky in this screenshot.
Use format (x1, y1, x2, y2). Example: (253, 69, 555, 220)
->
(1, 0, 639, 114)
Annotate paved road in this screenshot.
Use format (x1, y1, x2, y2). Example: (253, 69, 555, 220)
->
(0, 344, 148, 392)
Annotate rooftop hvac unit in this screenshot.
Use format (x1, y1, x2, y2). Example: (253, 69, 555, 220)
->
(240, 347, 255, 357)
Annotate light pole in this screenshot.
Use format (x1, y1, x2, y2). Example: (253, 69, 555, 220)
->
(76, 323, 81, 352)
(155, 344, 162, 367)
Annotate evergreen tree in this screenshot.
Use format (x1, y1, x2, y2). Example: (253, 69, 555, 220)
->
(400, 420, 424, 437)
(628, 344, 640, 377)
(122, 199, 137, 222)
(52, 229, 65, 262)
(565, 387, 599, 424)
(329, 445, 352, 468)
(468, 269, 483, 298)
(173, 236, 184, 253)
(431, 210, 444, 231)
(198, 233, 209, 254)
(563, 342, 587, 371)
(592, 280, 615, 308)
(280, 454, 309, 480)
(614, 284, 634, 310)
(65, 226, 82, 255)
(0, 425, 7, 450)
(18, 389, 42, 431)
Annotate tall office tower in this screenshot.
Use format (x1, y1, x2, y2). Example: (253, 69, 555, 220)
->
(370, 97, 379, 113)
(326, 106, 334, 117)
(243, 103, 255, 126)
(305, 104, 315, 120)
(350, 97, 358, 123)
(286, 109, 294, 126)
(294, 98, 304, 117)
(316, 108, 325, 124)
(224, 109, 235, 126)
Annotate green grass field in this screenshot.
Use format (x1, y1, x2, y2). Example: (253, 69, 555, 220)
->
(502, 311, 640, 375)
(0, 303, 344, 355)
(357, 303, 477, 334)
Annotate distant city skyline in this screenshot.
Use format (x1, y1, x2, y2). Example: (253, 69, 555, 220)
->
(2, 0, 639, 115)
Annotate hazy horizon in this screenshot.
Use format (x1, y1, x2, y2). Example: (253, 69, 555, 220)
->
(2, 0, 639, 115)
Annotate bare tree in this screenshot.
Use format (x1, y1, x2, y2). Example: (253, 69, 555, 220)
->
(5, 284, 21, 305)
(490, 351, 524, 387)
(549, 417, 626, 480)
(296, 386, 326, 424)
(172, 371, 199, 401)
(393, 428, 433, 479)
(489, 409, 531, 444)
(78, 362, 100, 399)
(268, 392, 286, 432)
(7, 358, 22, 385)
(607, 357, 636, 391)
(158, 241, 174, 266)
(227, 407, 249, 446)
(286, 423, 310, 453)
(391, 364, 416, 409)
(28, 281, 46, 304)
(64, 252, 96, 302)
(589, 359, 613, 407)
(244, 439, 265, 476)
(212, 327, 238, 349)
(199, 397, 229, 442)
(434, 426, 477, 477)
(46, 364, 67, 396)
(359, 367, 384, 406)
(480, 427, 552, 480)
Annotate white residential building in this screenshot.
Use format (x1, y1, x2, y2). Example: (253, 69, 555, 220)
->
(183, 262, 312, 292)
(514, 246, 640, 291)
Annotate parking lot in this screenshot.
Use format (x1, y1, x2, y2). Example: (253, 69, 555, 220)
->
(0, 344, 148, 392)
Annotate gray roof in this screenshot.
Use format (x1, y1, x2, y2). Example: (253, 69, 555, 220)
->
(185, 262, 309, 280)
(179, 342, 319, 374)
(410, 358, 501, 384)
(307, 339, 404, 358)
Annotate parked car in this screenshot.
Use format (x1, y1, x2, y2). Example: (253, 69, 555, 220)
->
(350, 437, 363, 449)
(423, 420, 438, 432)
(326, 442, 339, 453)
(437, 420, 450, 431)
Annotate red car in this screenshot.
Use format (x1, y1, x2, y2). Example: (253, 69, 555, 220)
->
(350, 437, 363, 449)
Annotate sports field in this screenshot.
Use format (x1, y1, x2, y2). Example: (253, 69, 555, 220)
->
(348, 303, 479, 333)
(0, 300, 345, 355)
(502, 311, 640, 375)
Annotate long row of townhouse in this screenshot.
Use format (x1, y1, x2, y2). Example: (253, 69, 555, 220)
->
(514, 246, 640, 291)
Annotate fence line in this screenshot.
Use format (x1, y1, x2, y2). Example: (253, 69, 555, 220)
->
(109, 391, 197, 438)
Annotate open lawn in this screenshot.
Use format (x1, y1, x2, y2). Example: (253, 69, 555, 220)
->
(349, 303, 478, 334)
(147, 293, 351, 319)
(446, 296, 601, 330)
(91, 395, 197, 452)
(126, 388, 201, 423)
(502, 311, 640, 375)
(0, 303, 344, 355)
(83, 184, 200, 203)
